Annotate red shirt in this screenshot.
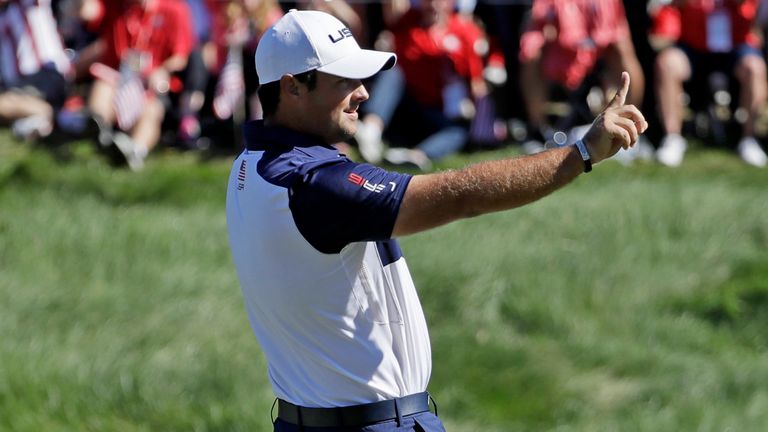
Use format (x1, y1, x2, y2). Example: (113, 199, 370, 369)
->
(392, 9, 485, 108)
(519, 0, 630, 89)
(651, 0, 760, 53)
(99, 0, 195, 75)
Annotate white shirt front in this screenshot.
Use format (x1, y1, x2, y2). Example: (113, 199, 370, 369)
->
(225, 122, 431, 407)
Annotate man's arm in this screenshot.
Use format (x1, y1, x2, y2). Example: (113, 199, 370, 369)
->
(393, 72, 647, 237)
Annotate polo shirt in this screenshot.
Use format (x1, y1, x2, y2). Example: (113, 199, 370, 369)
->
(97, 0, 195, 75)
(226, 121, 432, 408)
(651, 0, 761, 53)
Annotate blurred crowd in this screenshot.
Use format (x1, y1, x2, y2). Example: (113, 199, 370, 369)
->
(1, 0, 767, 171)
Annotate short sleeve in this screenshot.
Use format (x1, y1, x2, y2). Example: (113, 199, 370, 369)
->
(288, 161, 413, 254)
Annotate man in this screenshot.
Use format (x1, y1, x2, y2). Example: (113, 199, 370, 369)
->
(86, 0, 195, 170)
(0, 0, 71, 141)
(652, 0, 767, 167)
(518, 0, 645, 156)
(354, 0, 488, 169)
(226, 9, 646, 432)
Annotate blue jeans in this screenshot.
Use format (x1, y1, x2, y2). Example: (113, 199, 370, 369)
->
(365, 66, 468, 161)
(273, 411, 446, 432)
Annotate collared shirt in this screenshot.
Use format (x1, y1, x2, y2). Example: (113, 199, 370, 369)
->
(226, 121, 432, 408)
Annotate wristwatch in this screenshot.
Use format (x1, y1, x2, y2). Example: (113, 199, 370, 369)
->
(574, 139, 592, 173)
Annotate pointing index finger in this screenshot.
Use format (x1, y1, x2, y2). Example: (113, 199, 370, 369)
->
(607, 71, 630, 109)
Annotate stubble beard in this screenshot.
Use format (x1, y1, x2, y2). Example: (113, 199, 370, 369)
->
(328, 115, 356, 143)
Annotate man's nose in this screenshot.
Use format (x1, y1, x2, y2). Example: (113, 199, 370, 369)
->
(353, 83, 369, 102)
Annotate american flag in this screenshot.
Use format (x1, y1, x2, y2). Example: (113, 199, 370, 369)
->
(238, 159, 247, 182)
(0, 0, 72, 86)
(237, 159, 247, 190)
(113, 65, 145, 131)
(213, 48, 245, 120)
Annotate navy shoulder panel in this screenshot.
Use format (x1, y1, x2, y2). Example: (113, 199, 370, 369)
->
(242, 121, 412, 254)
(257, 145, 344, 188)
(244, 121, 346, 188)
(289, 161, 412, 254)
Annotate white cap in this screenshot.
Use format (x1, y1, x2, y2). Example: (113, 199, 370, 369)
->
(255, 10, 396, 85)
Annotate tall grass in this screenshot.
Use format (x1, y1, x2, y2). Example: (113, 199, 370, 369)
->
(1, 133, 767, 431)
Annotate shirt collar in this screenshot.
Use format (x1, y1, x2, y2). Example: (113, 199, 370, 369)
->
(243, 120, 336, 153)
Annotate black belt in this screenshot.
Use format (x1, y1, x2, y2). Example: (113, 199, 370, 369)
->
(277, 392, 432, 427)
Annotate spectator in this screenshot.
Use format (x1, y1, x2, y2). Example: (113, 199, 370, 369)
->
(518, 0, 645, 156)
(59, 0, 106, 82)
(652, 0, 767, 167)
(174, 0, 214, 148)
(0, 0, 72, 141)
(298, 0, 363, 41)
(354, 0, 489, 170)
(622, 0, 659, 141)
(215, 0, 282, 122)
(227, 11, 646, 430)
(473, 0, 530, 127)
(86, 0, 195, 170)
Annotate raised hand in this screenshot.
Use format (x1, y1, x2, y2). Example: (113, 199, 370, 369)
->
(582, 72, 648, 164)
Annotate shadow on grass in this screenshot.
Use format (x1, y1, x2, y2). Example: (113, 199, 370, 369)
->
(674, 258, 768, 349)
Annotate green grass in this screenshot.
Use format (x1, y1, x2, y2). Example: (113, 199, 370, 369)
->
(1, 132, 767, 431)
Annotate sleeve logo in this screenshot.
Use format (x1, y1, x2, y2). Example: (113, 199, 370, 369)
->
(347, 173, 396, 193)
(237, 160, 247, 190)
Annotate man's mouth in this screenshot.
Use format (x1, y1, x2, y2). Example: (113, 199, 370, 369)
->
(344, 107, 359, 119)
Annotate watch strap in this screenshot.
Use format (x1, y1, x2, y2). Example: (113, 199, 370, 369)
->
(574, 139, 592, 173)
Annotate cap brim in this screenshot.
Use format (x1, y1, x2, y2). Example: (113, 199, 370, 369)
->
(317, 49, 396, 80)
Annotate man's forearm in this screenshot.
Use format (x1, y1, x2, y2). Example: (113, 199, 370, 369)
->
(393, 71, 646, 238)
(393, 146, 584, 236)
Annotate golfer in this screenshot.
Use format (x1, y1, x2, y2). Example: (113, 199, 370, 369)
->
(226, 9, 647, 432)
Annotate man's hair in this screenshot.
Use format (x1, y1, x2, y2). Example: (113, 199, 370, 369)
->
(258, 70, 318, 118)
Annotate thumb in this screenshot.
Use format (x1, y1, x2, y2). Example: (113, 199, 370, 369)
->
(606, 71, 630, 109)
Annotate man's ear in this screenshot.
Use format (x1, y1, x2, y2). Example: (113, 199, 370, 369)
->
(280, 75, 302, 97)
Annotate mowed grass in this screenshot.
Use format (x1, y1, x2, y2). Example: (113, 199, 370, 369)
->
(1, 131, 767, 431)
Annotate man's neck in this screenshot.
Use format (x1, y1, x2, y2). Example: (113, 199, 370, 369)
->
(264, 115, 327, 142)
(263, 115, 293, 131)
(265, 112, 317, 140)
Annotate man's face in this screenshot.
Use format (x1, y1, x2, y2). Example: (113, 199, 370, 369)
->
(298, 72, 369, 144)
